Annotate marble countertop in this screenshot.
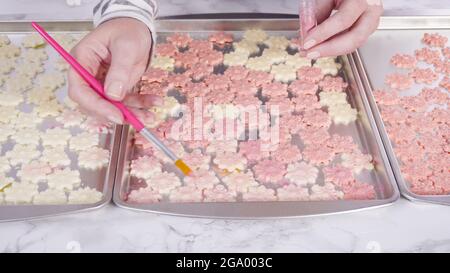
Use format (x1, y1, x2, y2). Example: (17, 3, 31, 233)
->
(1, 1, 450, 253)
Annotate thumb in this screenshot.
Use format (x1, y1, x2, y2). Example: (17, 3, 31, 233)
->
(104, 40, 146, 101)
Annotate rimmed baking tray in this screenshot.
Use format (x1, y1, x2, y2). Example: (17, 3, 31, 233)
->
(0, 21, 121, 222)
(113, 18, 399, 219)
(359, 15, 450, 205)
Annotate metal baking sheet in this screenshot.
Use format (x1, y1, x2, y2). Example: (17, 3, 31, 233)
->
(358, 16, 450, 205)
(113, 18, 399, 219)
(0, 22, 121, 222)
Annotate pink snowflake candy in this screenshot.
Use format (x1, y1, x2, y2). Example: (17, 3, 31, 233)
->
(204, 74, 230, 91)
(233, 93, 261, 107)
(173, 51, 198, 68)
(419, 87, 448, 105)
(261, 82, 288, 98)
(379, 105, 409, 125)
(409, 67, 438, 84)
(238, 140, 270, 163)
(203, 185, 237, 202)
(169, 185, 203, 203)
(301, 109, 331, 129)
(401, 160, 432, 183)
(155, 43, 178, 57)
(319, 75, 348, 92)
(182, 81, 210, 97)
(427, 108, 449, 125)
(167, 73, 191, 88)
(140, 81, 170, 96)
(17, 161, 52, 183)
(189, 39, 213, 53)
(410, 181, 443, 195)
(80, 117, 112, 134)
(166, 33, 192, 48)
(141, 68, 169, 83)
(247, 71, 274, 87)
(242, 185, 277, 202)
(206, 140, 238, 155)
(284, 161, 318, 185)
(303, 145, 335, 165)
(270, 143, 302, 164)
(443, 47, 450, 59)
(342, 182, 376, 200)
(184, 169, 220, 190)
(253, 159, 286, 184)
(127, 187, 162, 204)
(414, 47, 441, 64)
(208, 31, 233, 46)
(277, 184, 310, 201)
(229, 79, 258, 95)
(399, 96, 429, 113)
(278, 114, 303, 134)
(390, 53, 417, 69)
(204, 89, 235, 104)
(224, 66, 250, 81)
(288, 79, 318, 96)
(433, 59, 450, 75)
(292, 94, 321, 112)
(299, 127, 331, 146)
(130, 155, 162, 180)
(186, 62, 214, 81)
(198, 49, 224, 66)
(326, 134, 358, 154)
(309, 183, 344, 201)
(323, 165, 356, 189)
(266, 97, 294, 116)
(422, 33, 448, 48)
(297, 66, 324, 83)
(384, 73, 413, 90)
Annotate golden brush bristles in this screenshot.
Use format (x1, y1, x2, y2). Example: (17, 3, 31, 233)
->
(175, 159, 193, 176)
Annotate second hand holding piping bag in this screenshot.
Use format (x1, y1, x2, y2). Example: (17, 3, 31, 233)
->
(31, 22, 192, 176)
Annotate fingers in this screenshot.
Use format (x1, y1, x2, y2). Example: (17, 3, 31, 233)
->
(68, 45, 125, 124)
(123, 94, 163, 108)
(305, 5, 383, 57)
(303, 0, 368, 51)
(104, 39, 149, 101)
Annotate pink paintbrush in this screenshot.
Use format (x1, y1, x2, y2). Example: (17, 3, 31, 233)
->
(31, 22, 192, 176)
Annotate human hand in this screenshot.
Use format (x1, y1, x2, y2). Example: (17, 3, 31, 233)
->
(303, 0, 383, 58)
(68, 18, 162, 124)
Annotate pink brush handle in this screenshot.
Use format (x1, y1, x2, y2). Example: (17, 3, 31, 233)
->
(31, 22, 145, 132)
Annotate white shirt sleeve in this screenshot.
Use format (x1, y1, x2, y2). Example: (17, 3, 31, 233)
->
(93, 0, 158, 39)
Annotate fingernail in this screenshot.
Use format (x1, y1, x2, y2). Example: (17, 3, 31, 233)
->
(306, 51, 320, 59)
(154, 96, 164, 106)
(108, 114, 123, 124)
(303, 39, 316, 50)
(106, 81, 124, 100)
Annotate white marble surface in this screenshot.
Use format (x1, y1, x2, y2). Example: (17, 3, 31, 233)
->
(1, 200, 450, 253)
(1, 0, 450, 253)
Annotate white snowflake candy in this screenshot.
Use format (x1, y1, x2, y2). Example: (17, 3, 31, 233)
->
(0, 106, 19, 124)
(77, 147, 110, 170)
(213, 151, 247, 172)
(37, 72, 66, 91)
(69, 132, 99, 151)
(242, 185, 277, 201)
(5, 144, 41, 165)
(319, 91, 348, 107)
(3, 182, 38, 204)
(243, 29, 268, 44)
(5, 75, 33, 92)
(147, 172, 181, 195)
(313, 58, 342, 76)
(222, 171, 258, 193)
(41, 127, 72, 147)
(245, 56, 272, 72)
(270, 63, 297, 83)
(53, 33, 77, 51)
(0, 58, 15, 74)
(46, 168, 81, 191)
(56, 109, 86, 128)
(17, 161, 52, 184)
(11, 128, 41, 145)
(127, 187, 162, 204)
(26, 86, 55, 105)
(183, 169, 220, 190)
(341, 152, 374, 174)
(328, 104, 358, 125)
(310, 182, 344, 201)
(130, 155, 162, 180)
(80, 117, 112, 134)
(22, 33, 46, 48)
(13, 111, 42, 129)
(0, 123, 15, 142)
(285, 54, 311, 69)
(0, 157, 12, 174)
(36, 99, 64, 118)
(23, 48, 48, 63)
(151, 56, 175, 71)
(0, 35, 10, 46)
(223, 51, 249, 66)
(0, 91, 24, 106)
(233, 39, 260, 55)
(16, 62, 45, 77)
(277, 184, 310, 201)
(40, 146, 71, 167)
(168, 185, 203, 203)
(284, 161, 319, 186)
(55, 58, 70, 71)
(68, 187, 103, 204)
(0, 44, 21, 59)
(264, 36, 290, 49)
(33, 189, 68, 205)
